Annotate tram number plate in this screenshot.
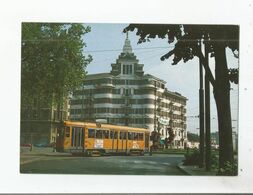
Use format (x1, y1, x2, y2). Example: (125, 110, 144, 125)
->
(94, 139, 103, 148)
(133, 141, 140, 149)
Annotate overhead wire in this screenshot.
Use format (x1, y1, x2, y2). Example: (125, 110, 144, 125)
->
(84, 46, 174, 53)
(87, 47, 170, 66)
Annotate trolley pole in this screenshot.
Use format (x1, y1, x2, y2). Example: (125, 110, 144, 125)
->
(205, 44, 211, 171)
(199, 41, 205, 168)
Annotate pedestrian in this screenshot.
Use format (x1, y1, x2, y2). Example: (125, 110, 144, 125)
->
(52, 142, 56, 152)
(149, 145, 153, 156)
(30, 144, 33, 152)
(165, 137, 168, 149)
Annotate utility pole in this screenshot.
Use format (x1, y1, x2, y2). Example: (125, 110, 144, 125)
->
(154, 81, 157, 131)
(199, 41, 205, 168)
(157, 97, 161, 134)
(205, 43, 211, 171)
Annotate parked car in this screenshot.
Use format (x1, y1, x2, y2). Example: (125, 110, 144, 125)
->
(34, 143, 48, 147)
(20, 143, 32, 147)
(34, 142, 56, 147)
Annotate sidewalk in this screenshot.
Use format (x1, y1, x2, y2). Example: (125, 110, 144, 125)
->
(20, 146, 71, 157)
(177, 162, 216, 176)
(20, 146, 73, 165)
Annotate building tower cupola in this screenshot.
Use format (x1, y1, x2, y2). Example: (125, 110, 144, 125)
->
(111, 32, 144, 76)
(122, 32, 132, 54)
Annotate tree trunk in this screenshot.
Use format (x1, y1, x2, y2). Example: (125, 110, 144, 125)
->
(213, 44, 234, 169)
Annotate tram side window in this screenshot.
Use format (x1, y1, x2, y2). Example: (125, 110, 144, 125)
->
(103, 130, 109, 139)
(96, 129, 103, 139)
(114, 131, 118, 139)
(128, 132, 133, 140)
(133, 132, 138, 140)
(138, 133, 144, 141)
(65, 127, 70, 137)
(120, 132, 127, 140)
(109, 130, 114, 139)
(110, 130, 118, 139)
(88, 129, 95, 138)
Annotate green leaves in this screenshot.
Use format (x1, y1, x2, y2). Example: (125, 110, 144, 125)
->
(124, 24, 239, 85)
(228, 68, 239, 84)
(217, 161, 238, 176)
(21, 23, 92, 107)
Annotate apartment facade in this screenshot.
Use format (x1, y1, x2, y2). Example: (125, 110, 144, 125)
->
(20, 98, 69, 145)
(70, 34, 187, 148)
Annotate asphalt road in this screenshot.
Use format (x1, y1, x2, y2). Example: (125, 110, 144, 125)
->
(20, 150, 186, 175)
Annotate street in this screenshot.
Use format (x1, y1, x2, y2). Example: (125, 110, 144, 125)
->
(20, 147, 186, 175)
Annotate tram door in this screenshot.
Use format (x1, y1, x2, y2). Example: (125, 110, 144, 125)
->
(145, 133, 150, 150)
(56, 126, 65, 152)
(111, 130, 118, 153)
(119, 131, 127, 151)
(71, 127, 84, 150)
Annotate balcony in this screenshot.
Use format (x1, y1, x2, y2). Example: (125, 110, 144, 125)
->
(95, 83, 115, 88)
(122, 104, 131, 108)
(181, 121, 186, 125)
(157, 97, 162, 102)
(156, 107, 161, 112)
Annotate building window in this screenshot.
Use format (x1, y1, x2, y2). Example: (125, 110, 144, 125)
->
(114, 89, 120, 94)
(125, 88, 130, 96)
(131, 88, 134, 95)
(121, 88, 124, 95)
(123, 65, 133, 75)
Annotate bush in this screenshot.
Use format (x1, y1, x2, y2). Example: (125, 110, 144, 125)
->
(183, 149, 238, 176)
(217, 161, 238, 176)
(211, 153, 219, 171)
(183, 149, 200, 165)
(210, 155, 238, 176)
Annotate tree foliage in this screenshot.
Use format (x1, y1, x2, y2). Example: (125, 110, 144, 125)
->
(150, 131, 161, 149)
(21, 23, 92, 106)
(167, 128, 175, 144)
(124, 24, 239, 84)
(187, 132, 199, 142)
(228, 68, 239, 84)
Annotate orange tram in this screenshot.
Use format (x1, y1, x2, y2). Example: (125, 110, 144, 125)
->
(56, 121, 150, 156)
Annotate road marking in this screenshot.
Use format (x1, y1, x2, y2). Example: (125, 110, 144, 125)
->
(147, 161, 157, 164)
(20, 157, 44, 165)
(162, 162, 171, 165)
(20, 155, 76, 165)
(133, 160, 142, 164)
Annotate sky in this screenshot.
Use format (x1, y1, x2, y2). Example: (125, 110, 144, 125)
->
(82, 23, 239, 134)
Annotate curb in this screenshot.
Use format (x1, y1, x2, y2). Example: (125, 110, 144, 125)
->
(177, 162, 217, 176)
(177, 162, 191, 175)
(20, 153, 72, 157)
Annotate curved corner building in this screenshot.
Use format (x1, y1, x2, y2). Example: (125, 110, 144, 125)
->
(70, 34, 188, 149)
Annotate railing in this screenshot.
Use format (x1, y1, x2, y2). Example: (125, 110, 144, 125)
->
(95, 83, 115, 88)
